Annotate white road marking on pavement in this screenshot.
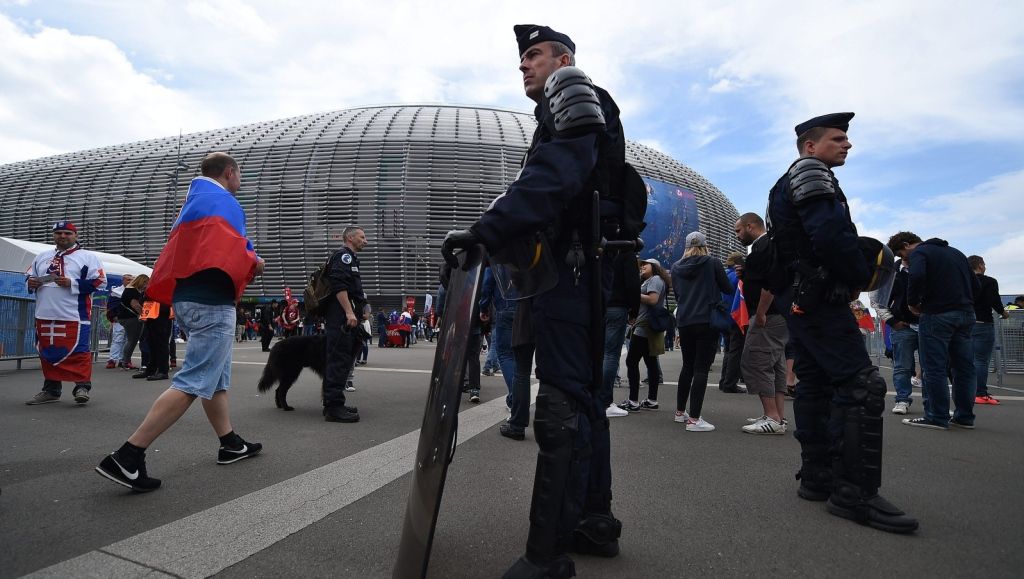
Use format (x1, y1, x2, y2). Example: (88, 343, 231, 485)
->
(26, 383, 540, 579)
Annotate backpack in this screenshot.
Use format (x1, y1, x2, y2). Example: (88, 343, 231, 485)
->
(615, 162, 648, 241)
(302, 254, 335, 317)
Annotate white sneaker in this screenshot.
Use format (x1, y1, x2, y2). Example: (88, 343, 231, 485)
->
(686, 417, 715, 432)
(742, 417, 786, 434)
(892, 401, 910, 415)
(911, 376, 922, 388)
(606, 403, 629, 417)
(673, 411, 690, 423)
(746, 414, 788, 426)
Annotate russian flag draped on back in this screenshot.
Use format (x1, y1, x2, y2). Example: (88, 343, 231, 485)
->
(147, 177, 258, 305)
(731, 280, 750, 334)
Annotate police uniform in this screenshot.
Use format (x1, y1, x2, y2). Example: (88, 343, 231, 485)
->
(766, 113, 917, 533)
(443, 25, 625, 578)
(322, 245, 365, 421)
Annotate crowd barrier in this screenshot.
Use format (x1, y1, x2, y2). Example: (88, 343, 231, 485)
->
(0, 296, 108, 369)
(863, 309, 1024, 385)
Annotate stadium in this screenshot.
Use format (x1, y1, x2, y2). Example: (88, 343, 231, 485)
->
(0, 105, 741, 306)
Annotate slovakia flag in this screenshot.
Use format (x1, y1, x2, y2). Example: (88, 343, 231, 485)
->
(731, 280, 750, 334)
(147, 177, 259, 305)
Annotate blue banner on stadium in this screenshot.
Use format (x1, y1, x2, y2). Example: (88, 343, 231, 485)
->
(639, 177, 701, 267)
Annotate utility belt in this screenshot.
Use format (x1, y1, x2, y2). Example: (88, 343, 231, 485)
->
(788, 259, 853, 315)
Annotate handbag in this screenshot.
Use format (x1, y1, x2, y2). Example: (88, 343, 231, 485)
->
(708, 300, 734, 333)
(648, 304, 674, 333)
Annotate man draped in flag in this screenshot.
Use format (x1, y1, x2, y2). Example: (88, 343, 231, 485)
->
(96, 152, 265, 493)
(25, 221, 106, 405)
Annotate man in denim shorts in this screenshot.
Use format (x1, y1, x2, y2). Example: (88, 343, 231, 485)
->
(96, 152, 266, 492)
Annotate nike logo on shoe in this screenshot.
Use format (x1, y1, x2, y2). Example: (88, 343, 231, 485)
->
(222, 445, 248, 454)
(112, 456, 139, 480)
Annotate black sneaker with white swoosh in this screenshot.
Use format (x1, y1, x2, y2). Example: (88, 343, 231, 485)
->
(217, 440, 263, 465)
(95, 454, 162, 492)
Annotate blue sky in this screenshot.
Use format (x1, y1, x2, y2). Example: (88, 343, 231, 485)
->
(2, 0, 1022, 291)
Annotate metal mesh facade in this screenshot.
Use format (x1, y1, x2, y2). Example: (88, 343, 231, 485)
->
(0, 105, 741, 302)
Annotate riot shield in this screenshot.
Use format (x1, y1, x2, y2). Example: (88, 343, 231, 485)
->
(393, 244, 485, 579)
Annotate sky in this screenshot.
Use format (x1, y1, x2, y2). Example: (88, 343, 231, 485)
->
(2, 0, 1022, 292)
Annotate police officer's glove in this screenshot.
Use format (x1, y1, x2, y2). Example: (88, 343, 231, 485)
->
(441, 229, 479, 269)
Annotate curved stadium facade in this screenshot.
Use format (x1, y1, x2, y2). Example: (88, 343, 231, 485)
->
(0, 105, 741, 305)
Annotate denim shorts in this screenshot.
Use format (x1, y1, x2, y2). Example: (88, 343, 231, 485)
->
(170, 301, 235, 400)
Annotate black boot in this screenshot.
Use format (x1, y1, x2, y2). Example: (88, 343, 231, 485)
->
(323, 405, 359, 423)
(502, 555, 575, 579)
(570, 512, 621, 557)
(827, 481, 919, 534)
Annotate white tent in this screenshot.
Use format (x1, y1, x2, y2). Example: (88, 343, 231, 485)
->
(0, 236, 152, 277)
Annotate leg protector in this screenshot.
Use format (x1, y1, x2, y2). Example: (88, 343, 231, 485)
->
(524, 385, 589, 566)
(792, 382, 832, 498)
(834, 367, 887, 495)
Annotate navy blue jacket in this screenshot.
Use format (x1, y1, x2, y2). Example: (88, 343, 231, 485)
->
(671, 255, 733, 327)
(907, 238, 979, 314)
(766, 162, 869, 288)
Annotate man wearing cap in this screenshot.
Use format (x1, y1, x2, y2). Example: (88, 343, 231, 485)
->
(442, 24, 625, 578)
(765, 114, 918, 532)
(25, 221, 106, 405)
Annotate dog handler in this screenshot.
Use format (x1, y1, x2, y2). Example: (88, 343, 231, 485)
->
(96, 152, 265, 492)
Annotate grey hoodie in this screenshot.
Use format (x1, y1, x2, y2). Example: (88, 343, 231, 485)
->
(671, 255, 733, 328)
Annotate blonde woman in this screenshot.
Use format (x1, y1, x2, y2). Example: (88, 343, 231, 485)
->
(670, 232, 733, 431)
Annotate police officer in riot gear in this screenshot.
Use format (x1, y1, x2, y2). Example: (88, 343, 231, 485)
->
(442, 24, 624, 578)
(766, 113, 918, 533)
(322, 226, 368, 423)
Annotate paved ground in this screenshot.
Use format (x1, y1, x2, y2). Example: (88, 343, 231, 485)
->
(2, 340, 1023, 578)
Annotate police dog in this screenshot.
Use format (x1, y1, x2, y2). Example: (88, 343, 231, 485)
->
(257, 335, 325, 411)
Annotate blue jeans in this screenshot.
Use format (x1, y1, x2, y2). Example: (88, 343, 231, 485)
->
(890, 326, 919, 404)
(601, 306, 629, 404)
(918, 310, 976, 425)
(170, 301, 235, 400)
(971, 322, 995, 397)
(108, 322, 126, 362)
(490, 309, 517, 403)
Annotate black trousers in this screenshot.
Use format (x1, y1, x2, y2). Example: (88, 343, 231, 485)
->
(322, 302, 358, 408)
(718, 325, 745, 390)
(144, 317, 172, 375)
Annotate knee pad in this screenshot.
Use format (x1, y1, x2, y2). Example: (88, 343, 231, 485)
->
(842, 367, 887, 416)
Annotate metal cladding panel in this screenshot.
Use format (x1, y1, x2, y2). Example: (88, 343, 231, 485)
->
(0, 105, 741, 302)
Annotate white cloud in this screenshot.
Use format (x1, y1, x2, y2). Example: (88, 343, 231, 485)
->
(982, 234, 1024, 294)
(0, 14, 219, 162)
(853, 169, 1024, 290)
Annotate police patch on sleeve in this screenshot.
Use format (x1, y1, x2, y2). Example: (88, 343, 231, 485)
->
(341, 253, 353, 265)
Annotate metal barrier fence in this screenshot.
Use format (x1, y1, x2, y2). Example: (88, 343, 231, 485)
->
(863, 309, 1024, 385)
(0, 295, 109, 369)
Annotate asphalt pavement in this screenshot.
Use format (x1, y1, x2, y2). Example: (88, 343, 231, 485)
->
(1, 339, 1022, 578)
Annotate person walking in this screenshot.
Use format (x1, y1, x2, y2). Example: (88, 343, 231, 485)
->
(95, 152, 265, 492)
(670, 232, 734, 431)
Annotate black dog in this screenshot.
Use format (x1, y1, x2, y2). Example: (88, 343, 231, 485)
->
(257, 335, 325, 411)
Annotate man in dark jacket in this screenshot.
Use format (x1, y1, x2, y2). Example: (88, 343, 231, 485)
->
(321, 226, 368, 423)
(874, 257, 919, 415)
(967, 255, 1008, 405)
(888, 231, 980, 430)
(767, 113, 917, 533)
(441, 24, 625, 577)
(603, 251, 641, 417)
